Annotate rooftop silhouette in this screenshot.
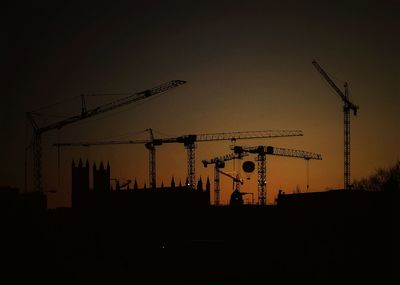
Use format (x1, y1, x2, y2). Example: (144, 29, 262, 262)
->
(1, 179, 397, 284)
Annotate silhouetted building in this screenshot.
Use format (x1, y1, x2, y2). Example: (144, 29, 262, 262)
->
(93, 161, 110, 192)
(71, 159, 210, 211)
(19, 191, 47, 214)
(171, 177, 176, 189)
(229, 189, 244, 206)
(71, 159, 89, 208)
(276, 188, 388, 214)
(0, 186, 46, 215)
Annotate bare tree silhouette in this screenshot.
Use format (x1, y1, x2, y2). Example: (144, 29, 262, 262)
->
(353, 160, 400, 192)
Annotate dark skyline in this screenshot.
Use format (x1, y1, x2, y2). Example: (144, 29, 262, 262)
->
(3, 0, 399, 207)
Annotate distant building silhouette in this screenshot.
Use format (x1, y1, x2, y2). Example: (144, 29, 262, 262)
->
(229, 189, 244, 206)
(71, 159, 89, 208)
(171, 177, 176, 189)
(93, 161, 110, 192)
(71, 159, 210, 211)
(276, 188, 387, 214)
(0, 186, 47, 214)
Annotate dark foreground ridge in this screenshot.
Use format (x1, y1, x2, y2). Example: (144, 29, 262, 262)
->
(1, 186, 398, 284)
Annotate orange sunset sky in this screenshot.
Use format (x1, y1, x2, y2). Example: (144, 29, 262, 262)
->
(3, 1, 399, 208)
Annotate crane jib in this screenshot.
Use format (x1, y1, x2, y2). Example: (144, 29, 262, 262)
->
(28, 80, 186, 193)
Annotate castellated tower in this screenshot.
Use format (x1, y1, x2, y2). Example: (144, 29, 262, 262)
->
(71, 159, 89, 208)
(93, 161, 111, 192)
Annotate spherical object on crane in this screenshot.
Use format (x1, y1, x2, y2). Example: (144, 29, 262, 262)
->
(242, 161, 255, 173)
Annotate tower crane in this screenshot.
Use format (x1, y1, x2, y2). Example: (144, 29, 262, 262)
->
(202, 152, 248, 206)
(161, 130, 304, 188)
(27, 80, 186, 193)
(217, 169, 254, 206)
(233, 145, 322, 205)
(55, 130, 304, 189)
(312, 60, 358, 190)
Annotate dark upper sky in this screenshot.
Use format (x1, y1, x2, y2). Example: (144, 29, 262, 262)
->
(2, 0, 399, 207)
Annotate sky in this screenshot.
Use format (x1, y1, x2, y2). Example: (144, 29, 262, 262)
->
(2, 0, 399, 208)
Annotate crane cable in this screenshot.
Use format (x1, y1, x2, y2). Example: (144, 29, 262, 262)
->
(306, 159, 310, 192)
(57, 130, 61, 190)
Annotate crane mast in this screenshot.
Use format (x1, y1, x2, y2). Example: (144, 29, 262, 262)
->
(233, 145, 322, 205)
(312, 60, 358, 189)
(27, 80, 186, 193)
(145, 128, 157, 189)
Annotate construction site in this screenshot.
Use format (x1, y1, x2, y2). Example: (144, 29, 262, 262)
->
(1, 58, 397, 284)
